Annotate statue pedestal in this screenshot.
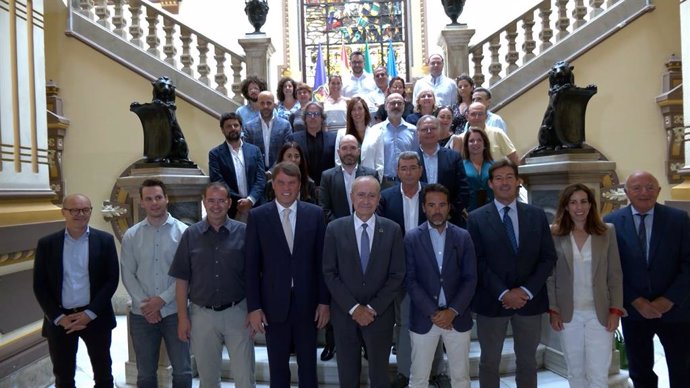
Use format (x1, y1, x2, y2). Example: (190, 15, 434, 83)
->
(437, 25, 475, 80)
(238, 35, 275, 86)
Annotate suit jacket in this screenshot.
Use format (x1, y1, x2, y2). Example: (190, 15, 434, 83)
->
(405, 222, 477, 334)
(604, 204, 690, 321)
(417, 147, 470, 226)
(208, 141, 266, 217)
(334, 127, 385, 180)
(292, 130, 336, 185)
(322, 215, 405, 318)
(376, 183, 427, 235)
(319, 165, 379, 223)
(546, 225, 625, 326)
(467, 202, 557, 316)
(242, 116, 293, 169)
(245, 201, 329, 323)
(33, 228, 120, 334)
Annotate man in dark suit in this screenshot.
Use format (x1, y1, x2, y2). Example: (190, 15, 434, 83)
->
(33, 193, 119, 388)
(245, 162, 330, 388)
(243, 91, 293, 171)
(319, 134, 378, 223)
(323, 175, 405, 388)
(604, 171, 690, 388)
(291, 102, 337, 186)
(209, 112, 266, 220)
(467, 159, 557, 388)
(405, 184, 477, 388)
(416, 115, 469, 227)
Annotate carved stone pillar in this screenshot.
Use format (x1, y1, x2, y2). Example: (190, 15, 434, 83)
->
(47, 81, 71, 205)
(437, 25, 475, 81)
(671, 2, 690, 206)
(238, 35, 275, 86)
(655, 55, 683, 185)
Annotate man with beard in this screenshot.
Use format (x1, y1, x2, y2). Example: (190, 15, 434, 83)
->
(412, 54, 457, 107)
(209, 112, 266, 221)
(342, 51, 377, 98)
(237, 76, 267, 126)
(243, 91, 293, 171)
(375, 93, 418, 189)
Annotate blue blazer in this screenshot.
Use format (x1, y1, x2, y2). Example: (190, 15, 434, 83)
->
(467, 202, 557, 316)
(417, 147, 470, 226)
(291, 130, 337, 185)
(33, 228, 120, 333)
(405, 222, 477, 334)
(604, 204, 690, 321)
(244, 201, 329, 323)
(376, 183, 427, 236)
(242, 116, 293, 169)
(208, 141, 266, 217)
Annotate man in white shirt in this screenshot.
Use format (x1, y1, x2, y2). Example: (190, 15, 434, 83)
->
(120, 179, 192, 388)
(365, 66, 389, 114)
(412, 54, 458, 107)
(342, 50, 377, 98)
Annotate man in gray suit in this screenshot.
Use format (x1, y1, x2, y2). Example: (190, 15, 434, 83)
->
(323, 175, 406, 388)
(242, 91, 293, 171)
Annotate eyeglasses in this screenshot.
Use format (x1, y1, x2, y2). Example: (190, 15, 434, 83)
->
(375, 73, 388, 78)
(63, 207, 92, 216)
(305, 112, 321, 118)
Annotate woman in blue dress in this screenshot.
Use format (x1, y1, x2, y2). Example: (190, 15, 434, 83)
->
(462, 127, 494, 211)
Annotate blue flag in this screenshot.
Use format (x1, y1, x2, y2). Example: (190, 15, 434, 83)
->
(387, 39, 398, 78)
(313, 43, 328, 102)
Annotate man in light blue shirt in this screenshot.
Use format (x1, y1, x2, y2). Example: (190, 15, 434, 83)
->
(412, 54, 458, 107)
(378, 93, 418, 188)
(121, 179, 192, 388)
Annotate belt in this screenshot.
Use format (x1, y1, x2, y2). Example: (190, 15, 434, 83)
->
(203, 299, 243, 311)
(61, 305, 88, 314)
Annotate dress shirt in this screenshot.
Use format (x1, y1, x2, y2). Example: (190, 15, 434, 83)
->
(492, 199, 533, 301)
(169, 217, 246, 306)
(62, 228, 92, 316)
(120, 214, 188, 318)
(428, 222, 448, 307)
(342, 165, 357, 213)
(380, 119, 418, 177)
(342, 73, 377, 98)
(571, 234, 595, 311)
(237, 104, 259, 127)
(227, 141, 250, 200)
(260, 117, 274, 166)
(365, 88, 387, 112)
(631, 205, 654, 259)
(421, 145, 440, 184)
(413, 74, 458, 107)
(401, 183, 421, 232)
(275, 200, 297, 238)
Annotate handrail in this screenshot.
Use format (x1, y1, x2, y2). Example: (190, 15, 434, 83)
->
(470, 0, 549, 52)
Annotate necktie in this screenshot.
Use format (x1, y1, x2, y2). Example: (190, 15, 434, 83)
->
(282, 208, 293, 253)
(638, 213, 647, 263)
(503, 206, 518, 253)
(360, 223, 370, 273)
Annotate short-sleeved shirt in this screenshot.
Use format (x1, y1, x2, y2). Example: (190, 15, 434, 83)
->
(169, 217, 246, 306)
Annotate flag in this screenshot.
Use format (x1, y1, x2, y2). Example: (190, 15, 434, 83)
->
(386, 39, 398, 78)
(363, 41, 372, 74)
(313, 44, 328, 102)
(339, 42, 350, 76)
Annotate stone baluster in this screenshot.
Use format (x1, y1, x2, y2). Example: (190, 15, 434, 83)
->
(505, 22, 519, 75)
(111, 0, 127, 39)
(79, 0, 95, 20)
(230, 55, 244, 105)
(607, 0, 619, 6)
(129, 0, 144, 48)
(555, 0, 570, 41)
(197, 38, 210, 86)
(95, 0, 111, 29)
(488, 35, 502, 85)
(162, 17, 177, 66)
(590, 0, 605, 19)
(180, 27, 194, 76)
(539, 2, 553, 52)
(214, 47, 228, 96)
(572, 0, 587, 30)
(522, 11, 536, 64)
(471, 47, 485, 87)
(145, 6, 161, 58)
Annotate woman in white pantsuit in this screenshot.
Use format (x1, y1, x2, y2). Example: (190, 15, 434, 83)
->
(547, 183, 626, 388)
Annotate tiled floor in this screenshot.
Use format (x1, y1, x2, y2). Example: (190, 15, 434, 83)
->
(60, 316, 672, 388)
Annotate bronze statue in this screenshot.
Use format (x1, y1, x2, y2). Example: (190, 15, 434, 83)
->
(532, 60, 598, 155)
(245, 0, 269, 34)
(130, 76, 193, 165)
(442, 0, 466, 26)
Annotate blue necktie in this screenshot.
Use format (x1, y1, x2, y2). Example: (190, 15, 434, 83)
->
(360, 223, 370, 273)
(638, 214, 648, 263)
(503, 207, 518, 253)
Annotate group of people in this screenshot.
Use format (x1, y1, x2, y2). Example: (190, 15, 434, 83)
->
(31, 51, 689, 388)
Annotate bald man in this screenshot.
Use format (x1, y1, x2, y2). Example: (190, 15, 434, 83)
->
(242, 90, 293, 170)
(412, 54, 457, 107)
(461, 102, 518, 165)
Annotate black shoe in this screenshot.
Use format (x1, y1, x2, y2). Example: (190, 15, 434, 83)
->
(390, 373, 409, 388)
(430, 373, 451, 388)
(320, 345, 335, 361)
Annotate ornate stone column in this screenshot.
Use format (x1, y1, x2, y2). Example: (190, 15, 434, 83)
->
(670, 2, 690, 209)
(238, 36, 275, 85)
(437, 25, 475, 80)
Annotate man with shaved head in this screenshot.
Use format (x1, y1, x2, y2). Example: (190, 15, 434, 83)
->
(242, 90, 293, 171)
(34, 194, 119, 388)
(604, 171, 690, 388)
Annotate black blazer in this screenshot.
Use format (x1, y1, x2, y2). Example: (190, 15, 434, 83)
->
(209, 141, 266, 217)
(292, 130, 337, 186)
(376, 183, 427, 236)
(33, 228, 120, 333)
(417, 147, 469, 226)
(319, 165, 379, 223)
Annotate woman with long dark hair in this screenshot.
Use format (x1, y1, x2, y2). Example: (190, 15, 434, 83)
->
(334, 96, 384, 179)
(264, 142, 317, 204)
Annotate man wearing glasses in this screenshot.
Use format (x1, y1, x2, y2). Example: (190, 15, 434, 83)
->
(342, 51, 377, 98)
(33, 194, 120, 388)
(365, 67, 389, 114)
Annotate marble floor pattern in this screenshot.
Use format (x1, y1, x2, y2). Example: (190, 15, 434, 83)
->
(55, 316, 671, 388)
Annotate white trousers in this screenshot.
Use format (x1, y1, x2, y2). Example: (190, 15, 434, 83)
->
(409, 324, 471, 388)
(560, 309, 613, 388)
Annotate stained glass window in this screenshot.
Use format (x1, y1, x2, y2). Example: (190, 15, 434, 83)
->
(300, 0, 409, 87)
